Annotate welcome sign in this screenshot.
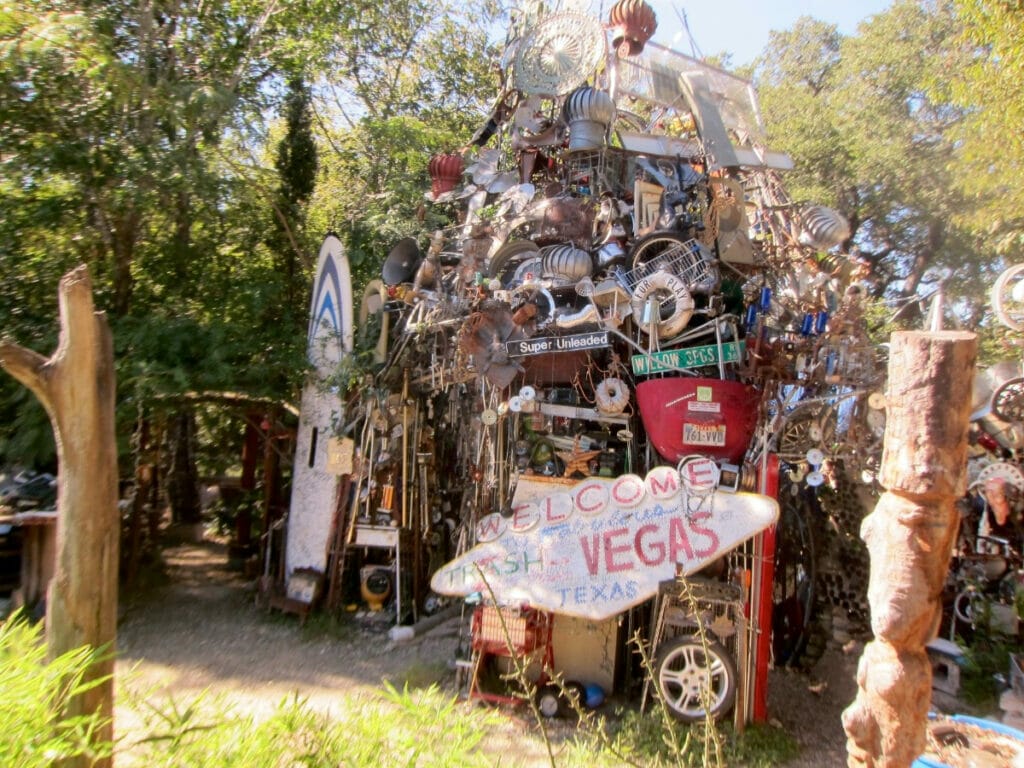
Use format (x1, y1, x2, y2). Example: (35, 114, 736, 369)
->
(430, 464, 779, 620)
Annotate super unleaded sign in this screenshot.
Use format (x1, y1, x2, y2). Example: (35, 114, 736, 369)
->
(430, 466, 778, 620)
(505, 331, 610, 357)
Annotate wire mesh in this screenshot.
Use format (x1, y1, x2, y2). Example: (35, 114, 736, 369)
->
(623, 237, 719, 295)
(562, 148, 629, 198)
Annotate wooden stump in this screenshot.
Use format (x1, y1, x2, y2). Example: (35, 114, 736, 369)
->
(842, 331, 976, 767)
(0, 266, 119, 767)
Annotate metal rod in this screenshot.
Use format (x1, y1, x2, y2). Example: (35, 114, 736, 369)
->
(401, 369, 409, 528)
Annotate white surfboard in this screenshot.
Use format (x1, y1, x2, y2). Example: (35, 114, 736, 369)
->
(285, 234, 354, 575)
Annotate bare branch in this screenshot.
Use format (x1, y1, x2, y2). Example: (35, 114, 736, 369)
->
(0, 340, 52, 409)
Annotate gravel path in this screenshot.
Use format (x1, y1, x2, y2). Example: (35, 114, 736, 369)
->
(114, 539, 860, 766)
(116, 541, 458, 716)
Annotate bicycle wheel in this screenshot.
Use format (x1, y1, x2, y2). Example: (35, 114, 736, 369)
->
(776, 405, 836, 464)
(992, 377, 1024, 423)
(772, 481, 819, 667)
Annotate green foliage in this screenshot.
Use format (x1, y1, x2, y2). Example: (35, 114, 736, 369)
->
(555, 708, 798, 768)
(755, 1, 1000, 327)
(0, 615, 113, 767)
(946, 0, 1024, 255)
(0, 604, 798, 768)
(721, 723, 802, 767)
(270, 75, 319, 312)
(309, 0, 499, 292)
(958, 630, 1018, 710)
(125, 684, 500, 767)
(0, 0, 500, 471)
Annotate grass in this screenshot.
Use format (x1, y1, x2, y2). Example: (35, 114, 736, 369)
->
(116, 687, 798, 768)
(121, 683, 503, 767)
(3, 603, 800, 768)
(0, 613, 114, 768)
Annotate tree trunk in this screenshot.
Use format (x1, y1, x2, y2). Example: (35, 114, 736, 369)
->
(167, 409, 201, 524)
(111, 209, 140, 317)
(842, 331, 976, 767)
(0, 265, 119, 767)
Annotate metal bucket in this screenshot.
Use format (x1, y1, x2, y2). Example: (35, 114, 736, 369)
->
(636, 377, 760, 463)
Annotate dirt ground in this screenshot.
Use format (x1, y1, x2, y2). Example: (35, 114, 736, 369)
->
(115, 538, 861, 766)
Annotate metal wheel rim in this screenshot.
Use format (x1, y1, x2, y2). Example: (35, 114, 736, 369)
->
(993, 377, 1024, 423)
(992, 263, 1024, 332)
(657, 641, 732, 719)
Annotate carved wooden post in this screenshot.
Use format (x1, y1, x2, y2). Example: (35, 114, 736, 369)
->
(843, 331, 976, 767)
(0, 266, 118, 766)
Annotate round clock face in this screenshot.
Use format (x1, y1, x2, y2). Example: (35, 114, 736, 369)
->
(480, 409, 498, 426)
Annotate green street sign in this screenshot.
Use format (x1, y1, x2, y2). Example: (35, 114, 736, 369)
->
(631, 340, 746, 375)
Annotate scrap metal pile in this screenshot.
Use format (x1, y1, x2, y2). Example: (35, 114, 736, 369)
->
(943, 267, 1024, 640)
(315, 0, 896, 721)
(355, 0, 884, 519)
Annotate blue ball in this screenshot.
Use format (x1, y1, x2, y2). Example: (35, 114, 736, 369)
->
(584, 683, 605, 709)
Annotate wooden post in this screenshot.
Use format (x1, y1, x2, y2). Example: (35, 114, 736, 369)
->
(843, 331, 976, 768)
(0, 266, 119, 767)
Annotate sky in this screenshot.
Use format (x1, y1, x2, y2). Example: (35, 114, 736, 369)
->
(640, 0, 896, 67)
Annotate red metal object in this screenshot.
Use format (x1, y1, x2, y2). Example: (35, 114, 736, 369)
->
(608, 0, 657, 56)
(635, 377, 760, 464)
(428, 152, 464, 198)
(469, 605, 554, 705)
(753, 454, 780, 723)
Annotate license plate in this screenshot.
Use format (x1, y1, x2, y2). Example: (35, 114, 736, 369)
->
(683, 423, 726, 447)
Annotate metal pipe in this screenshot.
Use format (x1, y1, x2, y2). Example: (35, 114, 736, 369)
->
(347, 400, 375, 544)
(401, 369, 409, 528)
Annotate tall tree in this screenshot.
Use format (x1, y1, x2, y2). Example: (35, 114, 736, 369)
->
(945, 0, 1024, 257)
(755, 2, 991, 327)
(0, 0, 502, 470)
(310, 0, 500, 283)
(272, 75, 318, 308)
(0, 0, 346, 464)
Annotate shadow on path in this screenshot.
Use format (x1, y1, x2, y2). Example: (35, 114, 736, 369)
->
(116, 540, 457, 699)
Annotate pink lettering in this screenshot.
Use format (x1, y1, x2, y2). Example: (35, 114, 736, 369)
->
(611, 474, 645, 507)
(647, 466, 680, 500)
(476, 513, 506, 543)
(688, 511, 721, 558)
(634, 523, 666, 566)
(679, 456, 718, 492)
(580, 534, 601, 576)
(575, 482, 608, 516)
(668, 517, 695, 563)
(604, 527, 632, 573)
(542, 493, 573, 524)
(510, 503, 540, 533)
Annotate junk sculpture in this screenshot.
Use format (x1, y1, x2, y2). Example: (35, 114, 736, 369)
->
(303, 2, 886, 729)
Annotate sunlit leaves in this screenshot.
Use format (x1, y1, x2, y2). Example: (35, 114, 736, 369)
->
(945, 0, 1024, 253)
(755, 1, 990, 325)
